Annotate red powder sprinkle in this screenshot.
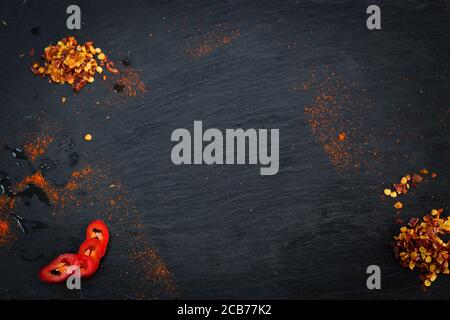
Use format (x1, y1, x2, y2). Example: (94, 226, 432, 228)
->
(0, 195, 15, 212)
(15, 171, 59, 205)
(23, 135, 54, 161)
(299, 67, 376, 171)
(0, 219, 14, 247)
(184, 24, 240, 58)
(115, 69, 147, 97)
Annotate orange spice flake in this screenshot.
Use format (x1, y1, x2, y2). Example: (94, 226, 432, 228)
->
(23, 135, 54, 161)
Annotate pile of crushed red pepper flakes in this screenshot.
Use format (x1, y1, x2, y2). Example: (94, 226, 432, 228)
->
(393, 208, 450, 288)
(31, 36, 118, 92)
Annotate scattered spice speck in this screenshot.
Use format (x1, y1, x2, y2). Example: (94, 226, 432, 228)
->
(23, 134, 54, 161)
(184, 24, 240, 58)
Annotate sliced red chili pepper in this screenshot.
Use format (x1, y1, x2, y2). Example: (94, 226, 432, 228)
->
(79, 238, 103, 263)
(39, 253, 80, 284)
(77, 254, 98, 278)
(85, 220, 109, 257)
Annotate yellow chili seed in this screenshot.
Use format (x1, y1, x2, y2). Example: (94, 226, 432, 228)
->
(424, 279, 431, 287)
(394, 202, 403, 209)
(430, 273, 437, 282)
(401, 177, 407, 184)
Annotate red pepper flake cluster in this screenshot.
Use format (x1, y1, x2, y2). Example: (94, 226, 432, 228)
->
(31, 36, 118, 92)
(393, 208, 449, 287)
(383, 168, 436, 210)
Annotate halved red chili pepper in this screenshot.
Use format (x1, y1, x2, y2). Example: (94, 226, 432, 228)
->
(85, 220, 109, 257)
(39, 253, 81, 283)
(79, 238, 103, 263)
(77, 254, 98, 278)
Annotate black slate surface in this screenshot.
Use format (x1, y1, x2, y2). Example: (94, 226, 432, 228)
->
(0, 0, 449, 299)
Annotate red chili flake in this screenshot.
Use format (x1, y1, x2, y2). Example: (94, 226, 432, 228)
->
(412, 173, 423, 184)
(408, 217, 419, 228)
(394, 183, 407, 195)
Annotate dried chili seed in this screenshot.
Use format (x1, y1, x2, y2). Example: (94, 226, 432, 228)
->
(394, 202, 403, 209)
(383, 189, 391, 196)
